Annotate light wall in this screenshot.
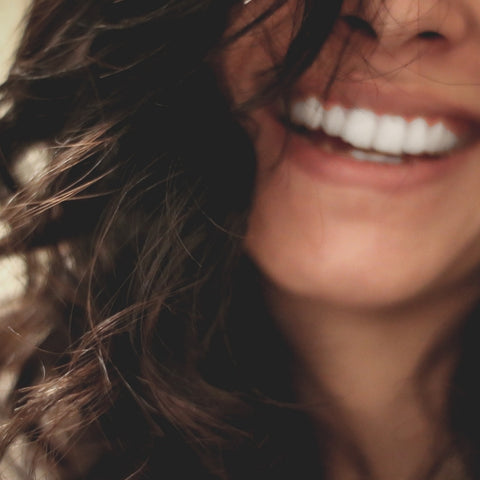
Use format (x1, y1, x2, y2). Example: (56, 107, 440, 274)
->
(0, 0, 32, 305)
(0, 0, 31, 82)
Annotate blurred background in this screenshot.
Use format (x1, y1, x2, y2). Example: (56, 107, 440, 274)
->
(0, 0, 30, 81)
(0, 0, 31, 306)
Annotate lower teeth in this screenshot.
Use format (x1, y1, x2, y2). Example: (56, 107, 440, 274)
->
(315, 132, 405, 165)
(350, 149, 402, 164)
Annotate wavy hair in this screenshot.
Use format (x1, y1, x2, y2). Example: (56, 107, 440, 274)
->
(0, 1, 345, 478)
(5, 1, 480, 479)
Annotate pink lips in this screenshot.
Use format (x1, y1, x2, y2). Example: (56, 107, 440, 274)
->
(253, 101, 479, 192)
(286, 127, 471, 191)
(246, 81, 479, 192)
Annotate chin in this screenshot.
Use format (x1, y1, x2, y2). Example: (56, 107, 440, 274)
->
(247, 245, 428, 312)
(243, 105, 480, 313)
(244, 207, 480, 313)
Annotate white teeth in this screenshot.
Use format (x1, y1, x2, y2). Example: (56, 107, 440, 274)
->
(404, 118, 429, 155)
(425, 123, 446, 154)
(291, 97, 323, 129)
(323, 105, 347, 137)
(289, 97, 461, 159)
(437, 129, 458, 153)
(351, 149, 402, 164)
(425, 122, 458, 154)
(341, 109, 377, 150)
(372, 115, 407, 156)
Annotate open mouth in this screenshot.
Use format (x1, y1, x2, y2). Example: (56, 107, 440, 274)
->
(284, 97, 469, 165)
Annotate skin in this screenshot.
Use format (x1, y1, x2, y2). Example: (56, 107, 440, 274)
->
(218, 0, 480, 478)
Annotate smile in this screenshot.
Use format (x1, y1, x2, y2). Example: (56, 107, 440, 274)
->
(288, 97, 465, 163)
(257, 89, 480, 191)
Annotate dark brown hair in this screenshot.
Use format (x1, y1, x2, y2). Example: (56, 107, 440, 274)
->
(0, 1, 344, 479)
(4, 1, 480, 479)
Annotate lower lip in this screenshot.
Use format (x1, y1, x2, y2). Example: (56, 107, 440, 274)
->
(265, 112, 474, 192)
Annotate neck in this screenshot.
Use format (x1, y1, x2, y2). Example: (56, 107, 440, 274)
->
(266, 285, 478, 480)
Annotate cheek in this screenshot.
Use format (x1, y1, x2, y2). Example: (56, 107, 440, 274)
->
(215, 1, 301, 104)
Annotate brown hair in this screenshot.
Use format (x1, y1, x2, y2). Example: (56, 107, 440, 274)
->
(5, 1, 480, 479)
(0, 1, 343, 478)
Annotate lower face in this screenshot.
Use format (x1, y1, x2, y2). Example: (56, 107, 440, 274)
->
(217, 1, 480, 312)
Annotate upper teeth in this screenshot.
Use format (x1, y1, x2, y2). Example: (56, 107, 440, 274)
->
(290, 97, 460, 157)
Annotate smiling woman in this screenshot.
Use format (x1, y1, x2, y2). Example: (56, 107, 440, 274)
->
(0, 1, 480, 479)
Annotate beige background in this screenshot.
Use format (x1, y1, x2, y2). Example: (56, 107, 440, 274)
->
(0, 0, 31, 305)
(0, 6, 38, 477)
(0, 0, 30, 81)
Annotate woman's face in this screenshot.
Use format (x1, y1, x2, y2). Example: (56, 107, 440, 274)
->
(218, 0, 480, 311)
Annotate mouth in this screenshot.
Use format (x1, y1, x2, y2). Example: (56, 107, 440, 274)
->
(257, 92, 480, 191)
(284, 96, 472, 165)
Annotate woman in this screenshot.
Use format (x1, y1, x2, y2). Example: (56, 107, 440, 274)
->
(0, 0, 479, 478)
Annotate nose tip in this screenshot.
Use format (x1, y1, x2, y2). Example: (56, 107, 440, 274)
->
(343, 0, 469, 51)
